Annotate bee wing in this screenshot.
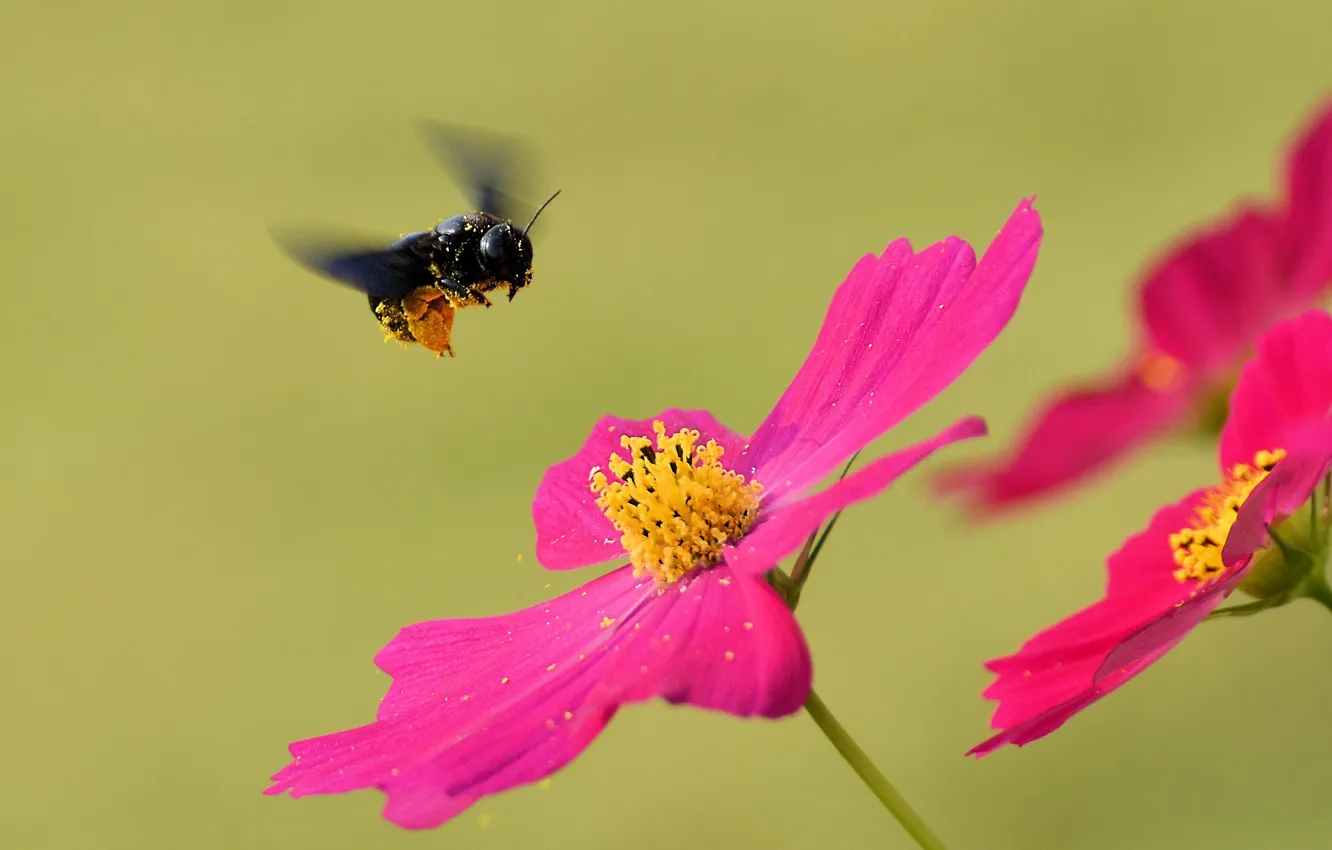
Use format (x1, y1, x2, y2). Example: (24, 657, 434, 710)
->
(418, 121, 539, 223)
(274, 230, 435, 301)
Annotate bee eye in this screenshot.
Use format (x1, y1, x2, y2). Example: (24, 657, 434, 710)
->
(480, 225, 510, 264)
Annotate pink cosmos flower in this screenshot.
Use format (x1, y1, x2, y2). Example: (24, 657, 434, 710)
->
(971, 309, 1332, 755)
(937, 100, 1332, 513)
(266, 200, 1043, 828)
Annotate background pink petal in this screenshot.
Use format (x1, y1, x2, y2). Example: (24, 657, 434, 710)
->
(727, 416, 986, 576)
(1139, 208, 1287, 375)
(533, 409, 748, 571)
(590, 564, 812, 717)
(738, 199, 1041, 501)
(970, 492, 1211, 755)
(1220, 310, 1332, 469)
(1283, 99, 1332, 299)
(935, 363, 1196, 513)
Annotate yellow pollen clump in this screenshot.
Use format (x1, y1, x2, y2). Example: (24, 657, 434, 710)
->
(374, 286, 457, 357)
(590, 421, 763, 585)
(1169, 449, 1285, 585)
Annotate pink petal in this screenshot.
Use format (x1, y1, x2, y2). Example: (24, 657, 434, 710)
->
(267, 564, 809, 828)
(934, 362, 1196, 513)
(727, 416, 986, 577)
(970, 491, 1216, 756)
(1220, 310, 1332, 469)
(379, 784, 475, 831)
(737, 200, 1041, 501)
(589, 564, 811, 717)
(533, 409, 747, 571)
(1283, 99, 1332, 299)
(1138, 207, 1287, 375)
(266, 568, 650, 812)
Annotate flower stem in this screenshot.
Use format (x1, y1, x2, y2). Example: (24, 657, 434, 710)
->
(1304, 573, 1332, 615)
(790, 452, 862, 596)
(803, 689, 949, 850)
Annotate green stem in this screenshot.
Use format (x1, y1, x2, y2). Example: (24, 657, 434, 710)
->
(803, 689, 948, 850)
(787, 530, 819, 586)
(1304, 574, 1332, 615)
(793, 451, 862, 593)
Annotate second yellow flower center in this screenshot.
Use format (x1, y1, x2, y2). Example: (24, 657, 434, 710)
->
(1169, 449, 1285, 585)
(590, 421, 763, 586)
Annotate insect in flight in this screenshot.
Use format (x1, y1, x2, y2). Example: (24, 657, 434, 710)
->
(277, 123, 559, 357)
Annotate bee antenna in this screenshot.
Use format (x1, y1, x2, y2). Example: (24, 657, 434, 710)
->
(522, 190, 561, 237)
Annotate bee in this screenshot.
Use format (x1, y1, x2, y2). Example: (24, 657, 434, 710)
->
(277, 124, 558, 357)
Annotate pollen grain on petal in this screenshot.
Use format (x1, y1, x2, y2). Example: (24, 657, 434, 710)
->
(589, 421, 762, 586)
(1170, 449, 1285, 586)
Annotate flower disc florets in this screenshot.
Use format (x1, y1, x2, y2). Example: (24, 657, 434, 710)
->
(1169, 449, 1286, 585)
(590, 421, 763, 585)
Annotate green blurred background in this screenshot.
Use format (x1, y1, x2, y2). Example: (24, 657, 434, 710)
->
(4, 1, 1332, 847)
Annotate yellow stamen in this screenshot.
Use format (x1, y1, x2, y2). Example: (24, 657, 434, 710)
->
(1169, 449, 1285, 585)
(590, 421, 762, 585)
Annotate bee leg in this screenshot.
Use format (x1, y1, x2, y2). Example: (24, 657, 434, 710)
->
(439, 278, 492, 309)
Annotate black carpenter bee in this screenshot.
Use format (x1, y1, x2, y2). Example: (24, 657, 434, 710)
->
(278, 124, 558, 357)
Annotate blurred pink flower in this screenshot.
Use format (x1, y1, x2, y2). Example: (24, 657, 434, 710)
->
(971, 310, 1332, 756)
(937, 100, 1332, 513)
(265, 200, 1043, 828)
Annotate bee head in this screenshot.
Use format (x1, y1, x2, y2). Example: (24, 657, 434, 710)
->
(478, 223, 534, 288)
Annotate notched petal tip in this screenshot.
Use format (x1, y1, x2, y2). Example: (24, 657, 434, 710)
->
(744, 197, 1039, 497)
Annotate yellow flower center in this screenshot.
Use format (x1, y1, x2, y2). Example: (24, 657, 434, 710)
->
(590, 421, 763, 586)
(1169, 449, 1285, 585)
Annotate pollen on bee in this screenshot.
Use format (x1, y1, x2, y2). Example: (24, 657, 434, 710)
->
(374, 286, 457, 357)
